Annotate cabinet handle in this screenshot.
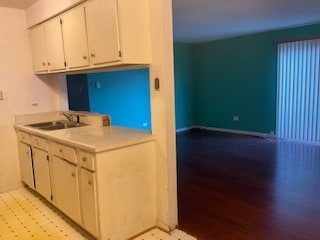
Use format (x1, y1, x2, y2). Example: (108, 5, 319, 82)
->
(82, 157, 87, 162)
(88, 179, 93, 185)
(90, 53, 95, 58)
(71, 172, 76, 177)
(48, 62, 51, 66)
(59, 149, 63, 153)
(83, 56, 87, 60)
(42, 62, 46, 66)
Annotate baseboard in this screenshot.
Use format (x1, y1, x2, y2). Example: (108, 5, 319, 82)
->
(192, 126, 276, 138)
(176, 127, 193, 133)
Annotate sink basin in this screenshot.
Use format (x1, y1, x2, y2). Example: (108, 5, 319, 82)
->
(27, 121, 87, 131)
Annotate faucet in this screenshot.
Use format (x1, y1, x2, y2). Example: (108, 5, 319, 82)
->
(60, 111, 73, 123)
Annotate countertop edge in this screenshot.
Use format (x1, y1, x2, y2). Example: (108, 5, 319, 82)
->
(15, 125, 156, 153)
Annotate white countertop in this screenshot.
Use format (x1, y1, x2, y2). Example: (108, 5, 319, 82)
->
(15, 124, 155, 153)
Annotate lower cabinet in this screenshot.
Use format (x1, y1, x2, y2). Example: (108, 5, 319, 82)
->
(18, 142, 35, 189)
(32, 147, 52, 201)
(79, 168, 98, 237)
(52, 156, 81, 224)
(17, 130, 156, 240)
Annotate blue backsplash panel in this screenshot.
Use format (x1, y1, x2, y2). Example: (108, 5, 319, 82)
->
(87, 68, 151, 131)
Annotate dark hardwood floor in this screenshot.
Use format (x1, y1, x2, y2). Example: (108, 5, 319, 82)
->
(176, 129, 320, 240)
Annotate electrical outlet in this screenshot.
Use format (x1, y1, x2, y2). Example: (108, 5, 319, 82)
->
(233, 115, 239, 121)
(95, 81, 101, 89)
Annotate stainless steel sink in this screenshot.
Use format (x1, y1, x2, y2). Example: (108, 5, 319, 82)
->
(27, 120, 87, 131)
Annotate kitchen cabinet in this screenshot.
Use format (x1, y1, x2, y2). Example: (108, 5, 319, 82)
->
(18, 142, 34, 189)
(30, 25, 47, 72)
(17, 131, 35, 189)
(85, 0, 121, 66)
(32, 147, 52, 201)
(15, 125, 156, 240)
(61, 5, 90, 69)
(52, 155, 81, 224)
(79, 168, 98, 237)
(44, 17, 66, 71)
(30, 17, 66, 73)
(79, 150, 98, 236)
(17, 131, 51, 197)
(29, 0, 151, 74)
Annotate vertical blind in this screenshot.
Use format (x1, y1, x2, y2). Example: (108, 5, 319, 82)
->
(277, 39, 320, 142)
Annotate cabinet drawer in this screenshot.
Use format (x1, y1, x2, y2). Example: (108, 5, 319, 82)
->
(52, 142, 77, 164)
(31, 135, 47, 150)
(17, 131, 31, 144)
(79, 150, 95, 171)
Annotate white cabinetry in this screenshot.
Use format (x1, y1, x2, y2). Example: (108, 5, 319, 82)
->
(16, 128, 155, 240)
(86, 0, 121, 65)
(51, 142, 81, 223)
(30, 17, 66, 73)
(52, 155, 81, 223)
(18, 142, 34, 189)
(29, 0, 151, 74)
(17, 131, 34, 189)
(30, 25, 47, 72)
(80, 168, 98, 237)
(61, 5, 90, 69)
(32, 145, 52, 201)
(44, 17, 66, 71)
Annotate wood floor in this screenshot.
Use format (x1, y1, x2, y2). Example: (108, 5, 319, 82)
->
(176, 129, 320, 240)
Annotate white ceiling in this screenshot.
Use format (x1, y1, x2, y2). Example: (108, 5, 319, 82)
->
(0, 0, 36, 9)
(1, 0, 319, 43)
(173, 0, 320, 43)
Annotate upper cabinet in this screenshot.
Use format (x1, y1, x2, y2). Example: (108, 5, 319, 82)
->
(30, 25, 47, 72)
(30, 17, 66, 73)
(61, 5, 90, 69)
(85, 0, 121, 66)
(44, 18, 66, 71)
(29, 0, 151, 74)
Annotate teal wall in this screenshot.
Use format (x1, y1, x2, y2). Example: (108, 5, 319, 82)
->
(192, 23, 320, 133)
(87, 68, 151, 131)
(174, 43, 195, 129)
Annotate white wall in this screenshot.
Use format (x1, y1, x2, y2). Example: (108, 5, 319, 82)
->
(0, 7, 62, 192)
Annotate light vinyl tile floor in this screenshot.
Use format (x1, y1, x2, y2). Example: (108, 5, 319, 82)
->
(0, 188, 196, 240)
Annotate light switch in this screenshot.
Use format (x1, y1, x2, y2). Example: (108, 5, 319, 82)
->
(154, 78, 160, 90)
(95, 81, 101, 89)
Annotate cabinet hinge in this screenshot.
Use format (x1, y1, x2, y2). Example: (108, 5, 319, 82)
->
(119, 51, 122, 58)
(46, 155, 49, 161)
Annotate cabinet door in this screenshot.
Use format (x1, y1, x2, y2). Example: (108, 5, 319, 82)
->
(52, 156, 81, 223)
(80, 168, 98, 237)
(18, 142, 34, 189)
(86, 0, 121, 65)
(30, 25, 47, 72)
(61, 5, 89, 69)
(32, 148, 51, 200)
(44, 17, 66, 71)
